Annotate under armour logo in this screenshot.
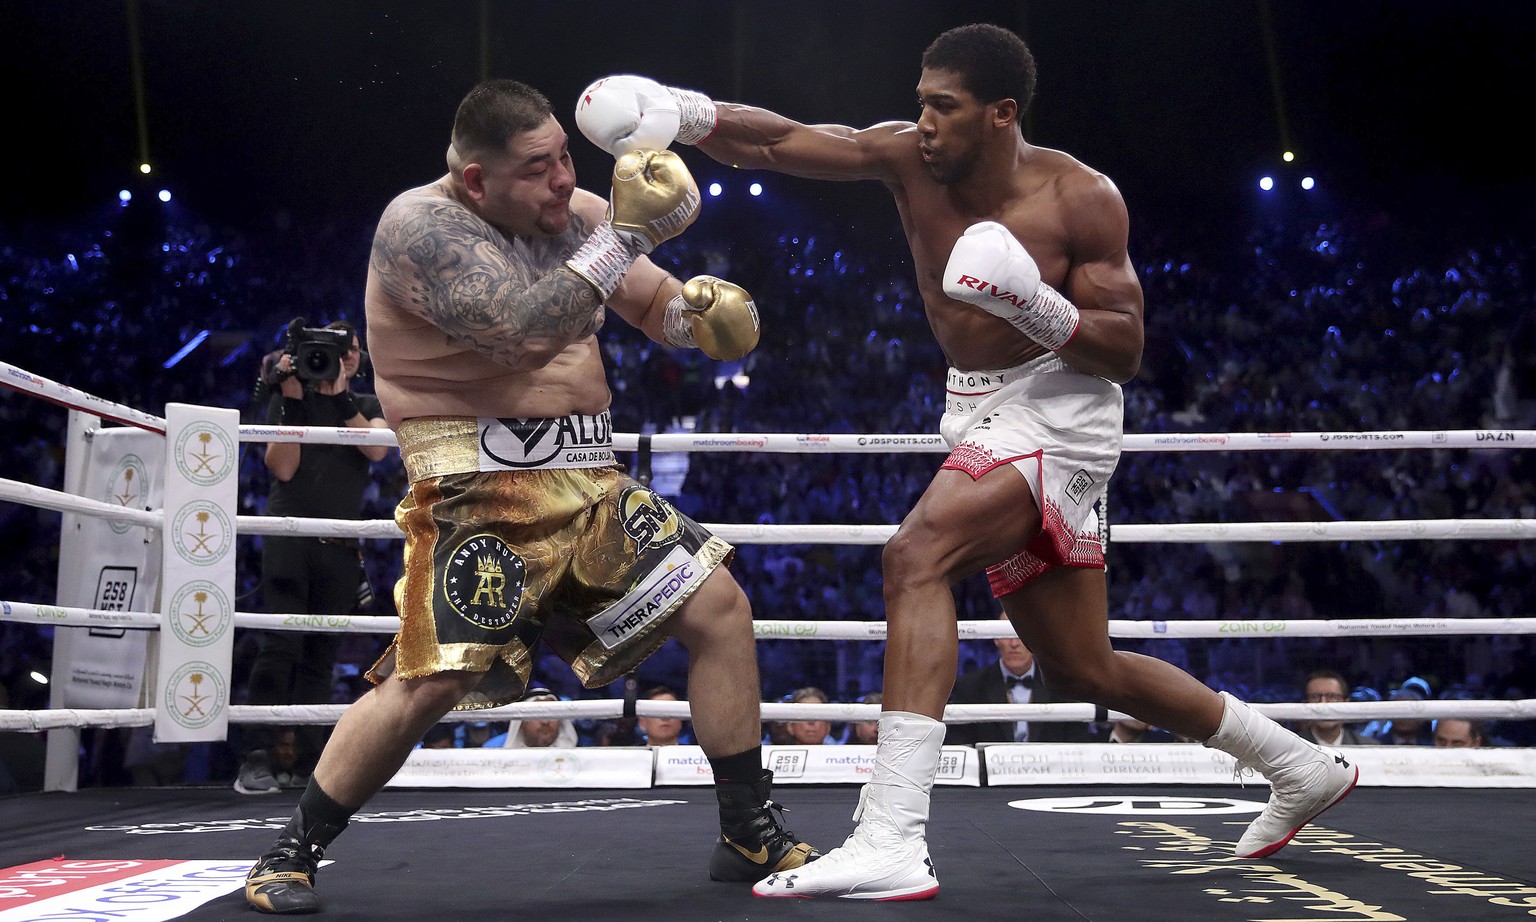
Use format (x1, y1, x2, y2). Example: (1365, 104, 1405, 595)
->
(925, 856, 937, 879)
(1334, 754, 1351, 768)
(765, 873, 797, 889)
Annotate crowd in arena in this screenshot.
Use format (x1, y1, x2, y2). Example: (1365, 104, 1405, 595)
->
(2, 186, 1533, 788)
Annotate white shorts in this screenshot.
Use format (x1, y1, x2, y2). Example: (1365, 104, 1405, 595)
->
(939, 354, 1123, 596)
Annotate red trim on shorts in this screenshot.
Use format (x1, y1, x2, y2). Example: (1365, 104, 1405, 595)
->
(986, 496, 1105, 597)
(940, 443, 1039, 480)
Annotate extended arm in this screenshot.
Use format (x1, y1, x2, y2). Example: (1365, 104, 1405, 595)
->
(576, 75, 905, 182)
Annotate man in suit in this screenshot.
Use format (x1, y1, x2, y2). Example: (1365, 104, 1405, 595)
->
(945, 616, 1091, 745)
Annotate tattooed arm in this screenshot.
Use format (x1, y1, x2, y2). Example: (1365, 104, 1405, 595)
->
(368, 187, 604, 372)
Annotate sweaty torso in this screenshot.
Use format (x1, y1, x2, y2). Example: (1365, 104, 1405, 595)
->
(885, 139, 1082, 372)
(364, 180, 611, 428)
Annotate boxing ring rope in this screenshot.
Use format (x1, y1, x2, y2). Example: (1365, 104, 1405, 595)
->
(3, 363, 1534, 783)
(7, 475, 1535, 546)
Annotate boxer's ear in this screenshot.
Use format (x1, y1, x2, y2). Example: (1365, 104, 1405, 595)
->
(462, 162, 487, 201)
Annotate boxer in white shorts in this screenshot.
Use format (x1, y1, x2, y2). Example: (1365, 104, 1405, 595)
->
(940, 356, 1121, 595)
(580, 23, 1357, 902)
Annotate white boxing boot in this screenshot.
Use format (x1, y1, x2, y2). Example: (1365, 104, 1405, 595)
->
(1205, 691, 1359, 857)
(753, 711, 943, 900)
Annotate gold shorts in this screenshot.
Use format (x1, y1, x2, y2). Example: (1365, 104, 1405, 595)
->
(368, 418, 732, 709)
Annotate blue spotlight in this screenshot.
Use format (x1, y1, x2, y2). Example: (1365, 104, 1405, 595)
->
(1259, 176, 1275, 191)
(158, 189, 172, 203)
(1300, 176, 1315, 191)
(708, 182, 723, 197)
(163, 330, 210, 369)
(748, 182, 763, 197)
(118, 190, 132, 205)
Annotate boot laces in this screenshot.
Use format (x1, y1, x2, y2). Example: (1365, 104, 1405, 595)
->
(258, 838, 323, 878)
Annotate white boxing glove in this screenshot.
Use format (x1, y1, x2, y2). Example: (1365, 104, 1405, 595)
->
(575, 75, 717, 158)
(942, 221, 1080, 352)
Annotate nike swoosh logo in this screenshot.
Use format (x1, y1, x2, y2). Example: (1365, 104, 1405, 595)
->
(725, 838, 770, 863)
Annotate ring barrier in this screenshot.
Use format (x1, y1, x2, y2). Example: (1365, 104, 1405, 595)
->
(3, 363, 1533, 790)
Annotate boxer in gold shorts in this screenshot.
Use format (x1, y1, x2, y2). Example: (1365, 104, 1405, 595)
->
(245, 79, 813, 915)
(379, 414, 734, 709)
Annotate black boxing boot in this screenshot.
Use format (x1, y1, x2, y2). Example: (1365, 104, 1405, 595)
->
(245, 782, 352, 914)
(709, 768, 819, 881)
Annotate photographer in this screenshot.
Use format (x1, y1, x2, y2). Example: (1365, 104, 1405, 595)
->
(236, 319, 390, 795)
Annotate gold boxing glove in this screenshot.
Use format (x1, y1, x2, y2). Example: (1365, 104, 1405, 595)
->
(663, 276, 761, 361)
(566, 149, 702, 300)
(608, 148, 700, 253)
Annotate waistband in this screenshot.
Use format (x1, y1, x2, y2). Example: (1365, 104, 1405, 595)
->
(946, 353, 1067, 396)
(396, 413, 616, 482)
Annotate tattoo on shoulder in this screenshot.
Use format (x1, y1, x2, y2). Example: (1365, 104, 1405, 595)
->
(370, 193, 602, 368)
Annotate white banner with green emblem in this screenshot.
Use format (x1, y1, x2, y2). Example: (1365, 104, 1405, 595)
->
(54, 420, 166, 709)
(154, 403, 239, 742)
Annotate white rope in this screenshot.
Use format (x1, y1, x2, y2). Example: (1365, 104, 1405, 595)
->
(222, 517, 1536, 545)
(0, 362, 167, 433)
(236, 426, 1536, 453)
(6, 698, 1533, 732)
(1, 485, 1527, 545)
(4, 364, 1530, 454)
(10, 602, 1536, 644)
(610, 430, 1536, 454)
(241, 423, 397, 447)
(0, 478, 161, 529)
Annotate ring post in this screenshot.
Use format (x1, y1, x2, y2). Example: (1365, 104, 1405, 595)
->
(153, 404, 239, 744)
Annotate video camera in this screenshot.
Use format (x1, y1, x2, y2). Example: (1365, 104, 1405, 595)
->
(286, 319, 352, 383)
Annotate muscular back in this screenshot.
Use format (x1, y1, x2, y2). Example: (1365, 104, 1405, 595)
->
(364, 181, 614, 427)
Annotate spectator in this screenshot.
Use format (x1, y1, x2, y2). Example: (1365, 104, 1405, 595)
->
(946, 617, 1092, 746)
(637, 685, 689, 748)
(488, 688, 578, 749)
(774, 687, 838, 746)
(1297, 669, 1379, 747)
(1096, 717, 1178, 744)
(459, 721, 498, 748)
(419, 724, 457, 750)
(1433, 718, 1486, 749)
(1366, 676, 1436, 745)
(849, 691, 882, 745)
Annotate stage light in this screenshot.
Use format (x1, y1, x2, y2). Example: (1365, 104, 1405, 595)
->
(749, 182, 763, 197)
(1300, 176, 1315, 190)
(139, 163, 152, 175)
(30, 670, 49, 686)
(118, 190, 133, 204)
(708, 182, 722, 197)
(164, 329, 210, 369)
(1283, 151, 1295, 163)
(158, 189, 172, 203)
(1259, 176, 1275, 191)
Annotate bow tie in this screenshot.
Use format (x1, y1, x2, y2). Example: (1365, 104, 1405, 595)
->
(1006, 673, 1035, 690)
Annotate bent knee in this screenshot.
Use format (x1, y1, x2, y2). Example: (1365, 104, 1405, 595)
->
(1038, 658, 1116, 703)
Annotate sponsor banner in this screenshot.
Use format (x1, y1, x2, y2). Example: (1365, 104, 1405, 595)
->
(983, 743, 1536, 788)
(653, 745, 980, 787)
(0, 858, 252, 921)
(55, 426, 165, 709)
(155, 404, 239, 743)
(385, 747, 654, 789)
(1343, 745, 1536, 787)
(586, 546, 700, 649)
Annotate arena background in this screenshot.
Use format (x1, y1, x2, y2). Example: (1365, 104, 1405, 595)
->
(5, 0, 1533, 242)
(4, 0, 1536, 781)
